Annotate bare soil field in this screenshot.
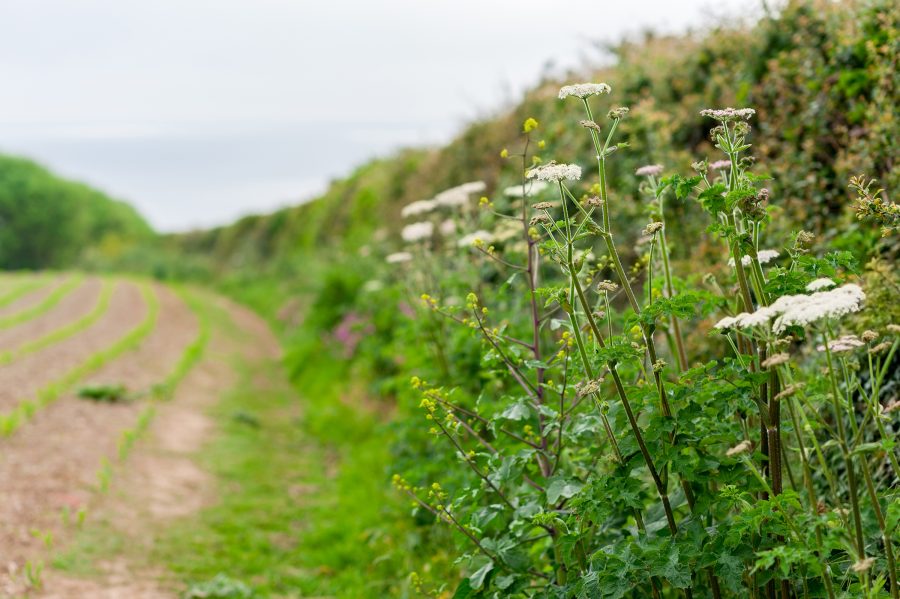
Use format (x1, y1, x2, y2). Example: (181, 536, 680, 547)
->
(0, 274, 282, 598)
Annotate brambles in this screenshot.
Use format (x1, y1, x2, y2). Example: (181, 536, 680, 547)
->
(386, 85, 899, 598)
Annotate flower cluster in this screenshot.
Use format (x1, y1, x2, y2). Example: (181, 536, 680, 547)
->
(727, 249, 779, 267)
(816, 335, 864, 353)
(699, 107, 756, 121)
(385, 251, 412, 264)
(435, 181, 486, 208)
(401, 221, 434, 243)
(526, 163, 582, 182)
(714, 283, 866, 333)
(806, 278, 836, 291)
(504, 181, 549, 197)
(558, 82, 611, 99)
(635, 164, 664, 177)
(458, 230, 493, 248)
(401, 199, 438, 218)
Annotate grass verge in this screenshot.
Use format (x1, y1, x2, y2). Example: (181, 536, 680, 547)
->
(153, 320, 450, 598)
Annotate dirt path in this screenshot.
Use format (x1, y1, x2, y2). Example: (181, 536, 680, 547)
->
(0, 287, 282, 598)
(0, 282, 143, 414)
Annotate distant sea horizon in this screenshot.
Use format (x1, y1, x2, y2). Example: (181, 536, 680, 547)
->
(0, 119, 456, 233)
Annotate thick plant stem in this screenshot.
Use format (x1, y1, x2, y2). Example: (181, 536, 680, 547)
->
(859, 456, 899, 599)
(566, 311, 624, 466)
(568, 273, 697, 599)
(823, 337, 867, 561)
(659, 229, 689, 371)
(567, 271, 680, 537)
(599, 234, 701, 512)
(519, 136, 552, 477)
(656, 190, 689, 372)
(785, 398, 837, 598)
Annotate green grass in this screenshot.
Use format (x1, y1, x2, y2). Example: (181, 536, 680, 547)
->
(0, 281, 159, 436)
(0, 274, 85, 329)
(147, 308, 439, 598)
(0, 279, 115, 365)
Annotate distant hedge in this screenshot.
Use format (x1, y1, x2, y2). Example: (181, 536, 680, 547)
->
(0, 154, 153, 269)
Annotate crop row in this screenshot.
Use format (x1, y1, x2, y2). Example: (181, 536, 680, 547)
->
(0, 274, 53, 309)
(0, 279, 115, 365)
(115, 286, 212, 462)
(0, 282, 159, 436)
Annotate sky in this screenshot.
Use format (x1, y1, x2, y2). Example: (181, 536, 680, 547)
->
(0, 0, 758, 232)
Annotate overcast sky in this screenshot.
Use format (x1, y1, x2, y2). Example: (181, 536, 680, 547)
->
(0, 0, 757, 232)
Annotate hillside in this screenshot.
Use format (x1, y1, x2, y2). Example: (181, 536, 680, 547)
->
(159, 0, 895, 314)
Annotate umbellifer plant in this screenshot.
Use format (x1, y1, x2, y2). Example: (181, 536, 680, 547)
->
(390, 83, 899, 598)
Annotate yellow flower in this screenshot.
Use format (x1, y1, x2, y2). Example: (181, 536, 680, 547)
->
(500, 148, 509, 158)
(523, 117, 539, 133)
(538, 140, 546, 149)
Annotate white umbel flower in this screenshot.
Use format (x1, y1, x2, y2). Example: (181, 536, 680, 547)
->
(434, 181, 486, 208)
(504, 180, 549, 198)
(458, 230, 494, 248)
(714, 307, 777, 331)
(401, 221, 434, 243)
(434, 188, 469, 208)
(715, 284, 866, 334)
(699, 107, 756, 121)
(806, 278, 836, 291)
(713, 315, 741, 330)
(458, 181, 486, 194)
(559, 83, 611, 99)
(385, 252, 412, 264)
(526, 163, 582, 182)
(816, 335, 864, 353)
(635, 164, 664, 177)
(439, 219, 457, 236)
(401, 199, 438, 218)
(771, 284, 866, 333)
(728, 249, 779, 267)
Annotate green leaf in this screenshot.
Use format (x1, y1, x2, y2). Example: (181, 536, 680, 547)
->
(524, 359, 550, 370)
(651, 543, 692, 589)
(495, 574, 516, 590)
(725, 187, 756, 210)
(698, 184, 727, 213)
(468, 557, 494, 590)
(852, 442, 882, 455)
(499, 401, 530, 421)
(546, 478, 583, 504)
(451, 577, 474, 599)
